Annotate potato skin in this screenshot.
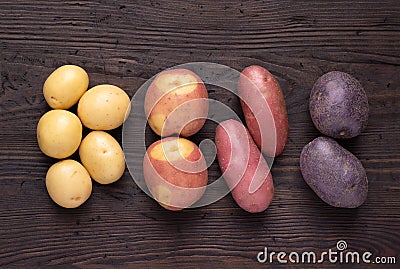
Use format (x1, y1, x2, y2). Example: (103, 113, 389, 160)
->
(79, 131, 125, 184)
(310, 71, 369, 139)
(37, 109, 82, 159)
(78, 84, 131, 130)
(300, 136, 368, 208)
(144, 69, 208, 137)
(46, 159, 92, 208)
(215, 119, 274, 213)
(143, 137, 208, 210)
(43, 65, 89, 109)
(238, 65, 289, 157)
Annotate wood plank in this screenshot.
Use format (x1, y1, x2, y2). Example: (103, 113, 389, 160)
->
(0, 0, 399, 267)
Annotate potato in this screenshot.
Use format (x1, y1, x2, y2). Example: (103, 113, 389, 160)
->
(78, 84, 131, 130)
(43, 65, 89, 109)
(143, 137, 208, 210)
(79, 131, 125, 184)
(238, 65, 289, 157)
(300, 136, 368, 208)
(46, 159, 92, 208)
(37, 110, 82, 159)
(215, 119, 274, 213)
(144, 69, 208, 137)
(310, 71, 369, 139)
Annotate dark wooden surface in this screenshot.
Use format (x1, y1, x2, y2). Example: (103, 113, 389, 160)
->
(0, 0, 399, 268)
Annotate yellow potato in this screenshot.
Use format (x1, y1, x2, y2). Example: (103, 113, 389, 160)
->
(79, 131, 125, 184)
(77, 84, 131, 130)
(37, 110, 82, 159)
(46, 159, 92, 208)
(43, 65, 89, 109)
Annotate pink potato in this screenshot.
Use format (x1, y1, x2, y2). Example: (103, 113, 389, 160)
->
(238, 65, 289, 156)
(215, 119, 274, 213)
(143, 137, 208, 211)
(144, 69, 208, 137)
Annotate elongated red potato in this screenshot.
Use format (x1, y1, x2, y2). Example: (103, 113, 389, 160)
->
(238, 65, 289, 156)
(215, 119, 274, 213)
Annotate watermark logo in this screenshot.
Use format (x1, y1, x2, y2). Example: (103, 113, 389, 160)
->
(336, 240, 347, 251)
(257, 240, 397, 265)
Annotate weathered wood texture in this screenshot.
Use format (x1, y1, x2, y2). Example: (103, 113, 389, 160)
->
(0, 0, 399, 268)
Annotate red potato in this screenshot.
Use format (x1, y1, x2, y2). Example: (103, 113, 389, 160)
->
(238, 65, 289, 157)
(215, 119, 274, 213)
(143, 137, 208, 211)
(144, 69, 208, 137)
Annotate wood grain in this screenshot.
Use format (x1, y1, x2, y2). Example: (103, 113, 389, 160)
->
(0, 0, 399, 267)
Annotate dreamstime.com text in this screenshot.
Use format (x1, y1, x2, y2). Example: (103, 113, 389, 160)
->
(257, 240, 396, 265)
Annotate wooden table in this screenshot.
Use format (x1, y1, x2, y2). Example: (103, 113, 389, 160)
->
(1, 1, 399, 268)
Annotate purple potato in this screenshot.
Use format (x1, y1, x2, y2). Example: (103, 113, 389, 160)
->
(310, 71, 369, 139)
(300, 136, 368, 208)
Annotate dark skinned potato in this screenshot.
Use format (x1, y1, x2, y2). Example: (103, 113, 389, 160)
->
(310, 71, 369, 139)
(300, 136, 368, 208)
